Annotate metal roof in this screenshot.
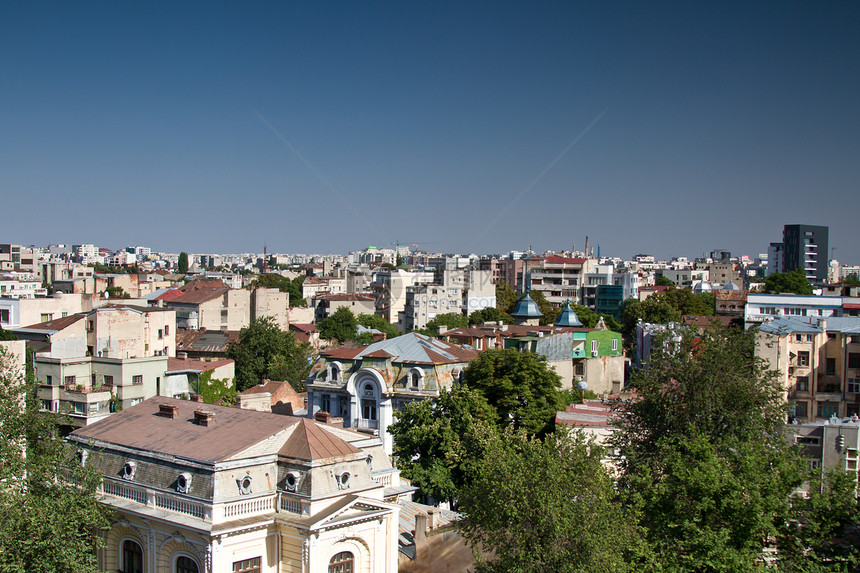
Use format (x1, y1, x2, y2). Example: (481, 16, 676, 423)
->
(510, 292, 543, 318)
(554, 302, 583, 327)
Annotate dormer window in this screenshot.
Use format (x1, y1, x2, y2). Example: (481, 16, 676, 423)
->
(285, 471, 300, 492)
(238, 475, 253, 495)
(408, 368, 425, 390)
(363, 383, 374, 398)
(122, 461, 136, 481)
(176, 472, 192, 493)
(336, 471, 351, 490)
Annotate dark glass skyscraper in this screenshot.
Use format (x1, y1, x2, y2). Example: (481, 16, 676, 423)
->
(782, 224, 829, 282)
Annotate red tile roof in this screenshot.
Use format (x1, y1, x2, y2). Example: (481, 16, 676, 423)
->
(543, 256, 587, 264)
(166, 357, 234, 373)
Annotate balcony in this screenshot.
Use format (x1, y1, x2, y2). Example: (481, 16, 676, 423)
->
(356, 418, 379, 431)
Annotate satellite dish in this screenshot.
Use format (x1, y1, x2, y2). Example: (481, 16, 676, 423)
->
(577, 381, 589, 391)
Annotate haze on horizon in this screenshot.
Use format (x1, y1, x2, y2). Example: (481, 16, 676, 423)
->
(2, 2, 858, 263)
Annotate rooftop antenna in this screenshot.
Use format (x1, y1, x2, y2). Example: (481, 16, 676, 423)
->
(263, 243, 268, 274)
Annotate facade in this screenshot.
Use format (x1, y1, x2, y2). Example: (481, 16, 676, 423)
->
(757, 316, 860, 423)
(525, 256, 595, 306)
(785, 418, 860, 495)
(165, 280, 251, 331)
(305, 333, 479, 454)
(312, 294, 376, 323)
(744, 293, 843, 328)
(0, 292, 95, 329)
(68, 398, 401, 573)
(399, 270, 494, 332)
(251, 287, 290, 330)
(783, 224, 829, 282)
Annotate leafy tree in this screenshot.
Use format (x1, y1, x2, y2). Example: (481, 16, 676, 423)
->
(226, 316, 311, 392)
(0, 345, 112, 572)
(177, 251, 189, 274)
(658, 288, 715, 316)
(620, 296, 683, 342)
(614, 328, 804, 571)
(458, 428, 635, 573)
(390, 386, 496, 506)
(524, 290, 559, 325)
(419, 312, 469, 336)
(463, 348, 565, 436)
(104, 285, 130, 299)
(843, 273, 860, 286)
(495, 281, 518, 314)
(468, 307, 514, 325)
(318, 306, 358, 343)
(655, 275, 675, 287)
(0, 327, 16, 341)
(356, 313, 399, 339)
(249, 273, 308, 306)
(765, 268, 814, 295)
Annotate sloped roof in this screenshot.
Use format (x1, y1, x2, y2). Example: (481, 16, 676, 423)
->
(166, 356, 233, 373)
(69, 397, 298, 463)
(176, 328, 240, 353)
(355, 332, 478, 364)
(821, 317, 860, 334)
(555, 302, 583, 327)
(279, 418, 361, 461)
(759, 316, 823, 335)
(18, 313, 85, 333)
(511, 292, 543, 318)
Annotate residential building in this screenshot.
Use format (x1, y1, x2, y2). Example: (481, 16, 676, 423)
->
(757, 316, 860, 423)
(783, 224, 829, 282)
(525, 256, 595, 306)
(175, 329, 240, 362)
(744, 293, 843, 328)
(301, 276, 347, 300)
(478, 257, 523, 291)
(785, 418, 860, 494)
(312, 293, 376, 323)
(163, 279, 251, 331)
(237, 379, 306, 415)
(399, 270, 494, 332)
(250, 287, 290, 330)
(0, 292, 95, 329)
(0, 274, 48, 298)
(768, 242, 785, 276)
(305, 333, 479, 454)
(165, 356, 235, 399)
(68, 398, 402, 573)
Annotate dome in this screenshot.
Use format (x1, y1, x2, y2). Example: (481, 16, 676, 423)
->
(693, 281, 712, 293)
(511, 292, 543, 318)
(554, 301, 583, 327)
(722, 281, 741, 290)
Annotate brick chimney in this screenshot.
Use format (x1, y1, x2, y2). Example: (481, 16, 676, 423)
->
(315, 410, 332, 424)
(189, 394, 204, 403)
(158, 404, 179, 418)
(194, 409, 215, 426)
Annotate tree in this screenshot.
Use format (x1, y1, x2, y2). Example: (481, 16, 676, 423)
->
(419, 312, 469, 336)
(765, 268, 814, 295)
(495, 281, 518, 315)
(249, 273, 307, 306)
(226, 316, 311, 392)
(843, 273, 860, 286)
(458, 428, 635, 572)
(0, 327, 16, 341)
(318, 306, 358, 343)
(655, 275, 675, 287)
(0, 345, 112, 571)
(658, 288, 715, 316)
(356, 313, 399, 339)
(177, 252, 189, 274)
(620, 296, 683, 342)
(389, 385, 496, 506)
(525, 290, 559, 325)
(463, 348, 565, 436)
(468, 307, 513, 325)
(614, 328, 804, 571)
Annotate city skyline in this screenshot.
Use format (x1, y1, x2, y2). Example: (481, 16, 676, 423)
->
(3, 2, 858, 262)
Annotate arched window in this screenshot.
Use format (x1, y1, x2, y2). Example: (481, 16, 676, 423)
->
(121, 539, 143, 573)
(328, 551, 354, 573)
(175, 555, 199, 573)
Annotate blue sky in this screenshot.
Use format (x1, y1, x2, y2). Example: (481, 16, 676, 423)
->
(2, 2, 859, 262)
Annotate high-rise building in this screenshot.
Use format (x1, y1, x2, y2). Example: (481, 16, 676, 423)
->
(783, 224, 829, 282)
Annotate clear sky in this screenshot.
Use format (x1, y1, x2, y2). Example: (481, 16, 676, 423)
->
(2, 2, 859, 262)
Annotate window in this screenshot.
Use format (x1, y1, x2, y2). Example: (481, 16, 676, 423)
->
(849, 353, 860, 369)
(132, 375, 143, 385)
(164, 324, 170, 335)
(807, 334, 814, 342)
(612, 339, 618, 351)
(849, 379, 860, 394)
(591, 340, 598, 354)
(795, 334, 803, 342)
(795, 401, 808, 419)
(826, 358, 836, 376)
(158, 329, 163, 339)
(817, 401, 839, 418)
(329, 551, 354, 573)
(0, 309, 8, 323)
(64, 375, 76, 388)
(797, 351, 810, 367)
(45, 375, 52, 386)
(175, 556, 199, 573)
(320, 394, 330, 413)
(104, 375, 113, 386)
(121, 539, 143, 573)
(796, 377, 809, 392)
(40, 313, 53, 322)
(233, 557, 261, 573)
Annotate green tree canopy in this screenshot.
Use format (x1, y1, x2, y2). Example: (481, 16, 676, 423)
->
(458, 428, 635, 573)
(764, 268, 814, 295)
(463, 348, 565, 436)
(226, 316, 311, 392)
(356, 313, 399, 339)
(389, 385, 496, 506)
(843, 273, 860, 286)
(468, 307, 514, 325)
(177, 251, 189, 274)
(0, 346, 111, 572)
(419, 312, 469, 336)
(495, 281, 518, 314)
(655, 275, 675, 286)
(614, 328, 805, 571)
(0, 327, 17, 341)
(249, 273, 307, 306)
(318, 306, 358, 343)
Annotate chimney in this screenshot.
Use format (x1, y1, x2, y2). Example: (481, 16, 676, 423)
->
(427, 507, 438, 530)
(158, 404, 178, 418)
(194, 409, 215, 426)
(177, 352, 188, 360)
(189, 394, 204, 403)
(315, 410, 332, 424)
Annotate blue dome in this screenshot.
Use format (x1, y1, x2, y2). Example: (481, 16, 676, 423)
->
(511, 292, 543, 318)
(555, 301, 583, 327)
